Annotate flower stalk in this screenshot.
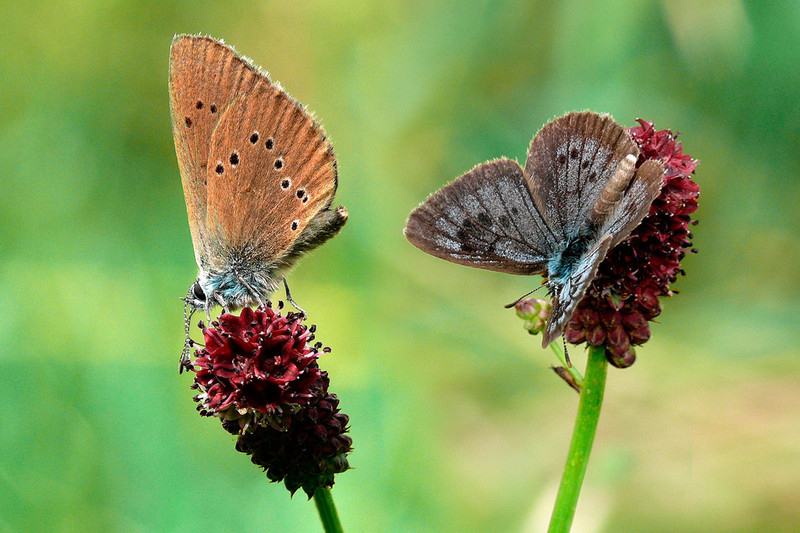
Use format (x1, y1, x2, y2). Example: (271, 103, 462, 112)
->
(548, 344, 608, 532)
(314, 487, 344, 533)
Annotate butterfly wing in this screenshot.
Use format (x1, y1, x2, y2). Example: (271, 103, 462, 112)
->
(170, 35, 339, 274)
(524, 111, 639, 240)
(169, 35, 254, 268)
(405, 158, 556, 274)
(543, 234, 612, 347)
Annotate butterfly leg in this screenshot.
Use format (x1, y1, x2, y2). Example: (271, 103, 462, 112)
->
(562, 336, 572, 367)
(202, 291, 226, 322)
(211, 291, 228, 314)
(237, 275, 266, 309)
(283, 278, 306, 318)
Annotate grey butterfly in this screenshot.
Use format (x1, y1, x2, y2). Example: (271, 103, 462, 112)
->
(404, 111, 665, 347)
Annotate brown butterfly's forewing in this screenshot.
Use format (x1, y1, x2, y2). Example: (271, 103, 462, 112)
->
(404, 158, 552, 275)
(169, 35, 342, 281)
(170, 35, 252, 267)
(205, 65, 339, 268)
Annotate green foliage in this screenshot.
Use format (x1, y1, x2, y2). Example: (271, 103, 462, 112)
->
(2, 2, 800, 531)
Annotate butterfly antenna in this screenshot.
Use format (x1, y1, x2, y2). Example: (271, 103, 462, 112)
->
(562, 336, 572, 368)
(503, 284, 546, 309)
(283, 278, 307, 318)
(180, 289, 196, 373)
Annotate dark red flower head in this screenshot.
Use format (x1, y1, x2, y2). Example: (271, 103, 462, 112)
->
(227, 372, 353, 498)
(563, 118, 699, 367)
(188, 303, 352, 496)
(191, 305, 322, 423)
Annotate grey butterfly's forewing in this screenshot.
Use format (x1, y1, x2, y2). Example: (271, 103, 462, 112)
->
(542, 159, 663, 348)
(540, 154, 664, 347)
(524, 112, 639, 240)
(542, 234, 612, 347)
(405, 158, 556, 275)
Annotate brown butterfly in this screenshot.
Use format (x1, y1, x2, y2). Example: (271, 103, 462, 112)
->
(169, 35, 347, 317)
(404, 111, 664, 347)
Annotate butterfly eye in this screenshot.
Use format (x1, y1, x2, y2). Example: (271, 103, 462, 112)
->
(191, 281, 206, 302)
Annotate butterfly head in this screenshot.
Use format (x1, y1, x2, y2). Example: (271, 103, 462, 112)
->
(185, 279, 208, 310)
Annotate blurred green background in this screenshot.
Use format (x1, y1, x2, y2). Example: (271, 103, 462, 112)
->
(2, 1, 799, 531)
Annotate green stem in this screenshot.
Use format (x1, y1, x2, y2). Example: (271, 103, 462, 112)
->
(547, 345, 608, 533)
(313, 487, 344, 533)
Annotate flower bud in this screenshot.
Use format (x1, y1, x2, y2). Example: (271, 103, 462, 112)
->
(515, 297, 552, 336)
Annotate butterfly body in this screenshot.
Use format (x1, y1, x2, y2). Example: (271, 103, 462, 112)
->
(548, 229, 597, 284)
(191, 262, 277, 311)
(405, 111, 664, 347)
(169, 35, 347, 312)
